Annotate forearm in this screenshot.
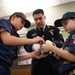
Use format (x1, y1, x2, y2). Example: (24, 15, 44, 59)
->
(1, 31, 44, 45)
(50, 45, 75, 62)
(5, 36, 34, 45)
(13, 53, 33, 62)
(1, 31, 34, 45)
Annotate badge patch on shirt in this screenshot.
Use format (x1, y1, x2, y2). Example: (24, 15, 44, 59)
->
(49, 29, 54, 35)
(32, 32, 37, 37)
(72, 34, 75, 44)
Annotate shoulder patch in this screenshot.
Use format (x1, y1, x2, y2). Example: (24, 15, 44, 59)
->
(72, 34, 75, 39)
(48, 26, 50, 28)
(72, 34, 75, 44)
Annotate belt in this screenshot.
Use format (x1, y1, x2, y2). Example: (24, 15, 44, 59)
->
(68, 69, 75, 75)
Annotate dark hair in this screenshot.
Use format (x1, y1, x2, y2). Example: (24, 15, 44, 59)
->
(9, 14, 13, 20)
(32, 9, 44, 16)
(9, 14, 19, 20)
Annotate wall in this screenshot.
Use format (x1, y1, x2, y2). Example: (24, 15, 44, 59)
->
(17, 2, 75, 35)
(44, 2, 75, 25)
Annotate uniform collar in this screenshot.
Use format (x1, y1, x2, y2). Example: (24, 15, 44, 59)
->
(37, 24, 46, 31)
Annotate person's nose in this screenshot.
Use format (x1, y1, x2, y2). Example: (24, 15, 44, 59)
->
(37, 19, 40, 23)
(21, 24, 24, 27)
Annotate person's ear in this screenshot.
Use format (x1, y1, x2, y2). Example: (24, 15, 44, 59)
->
(11, 15, 16, 20)
(44, 16, 46, 19)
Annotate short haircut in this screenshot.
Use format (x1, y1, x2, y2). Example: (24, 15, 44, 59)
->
(32, 9, 44, 16)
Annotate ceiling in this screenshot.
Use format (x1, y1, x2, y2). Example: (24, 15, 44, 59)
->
(0, 0, 75, 18)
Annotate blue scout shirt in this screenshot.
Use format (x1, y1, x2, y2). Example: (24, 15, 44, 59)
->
(0, 19, 18, 67)
(60, 30, 75, 74)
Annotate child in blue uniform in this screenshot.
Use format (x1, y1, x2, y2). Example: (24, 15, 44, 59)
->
(0, 12, 45, 75)
(41, 12, 75, 75)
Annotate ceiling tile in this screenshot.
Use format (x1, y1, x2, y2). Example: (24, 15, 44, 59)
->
(1, 6, 29, 16)
(48, 0, 61, 6)
(0, 0, 10, 7)
(61, 0, 75, 4)
(0, 0, 75, 18)
(1, 7, 14, 16)
(0, 9, 6, 18)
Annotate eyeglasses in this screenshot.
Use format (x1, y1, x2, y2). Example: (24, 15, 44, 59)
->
(20, 17, 25, 25)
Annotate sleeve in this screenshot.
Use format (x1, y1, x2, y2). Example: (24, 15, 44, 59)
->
(24, 30, 33, 52)
(68, 35, 75, 52)
(0, 19, 11, 33)
(53, 27, 64, 48)
(0, 27, 6, 32)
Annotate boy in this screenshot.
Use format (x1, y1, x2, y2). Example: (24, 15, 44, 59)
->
(41, 12, 75, 75)
(0, 12, 45, 75)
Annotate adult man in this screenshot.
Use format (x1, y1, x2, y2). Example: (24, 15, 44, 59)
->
(24, 9, 64, 75)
